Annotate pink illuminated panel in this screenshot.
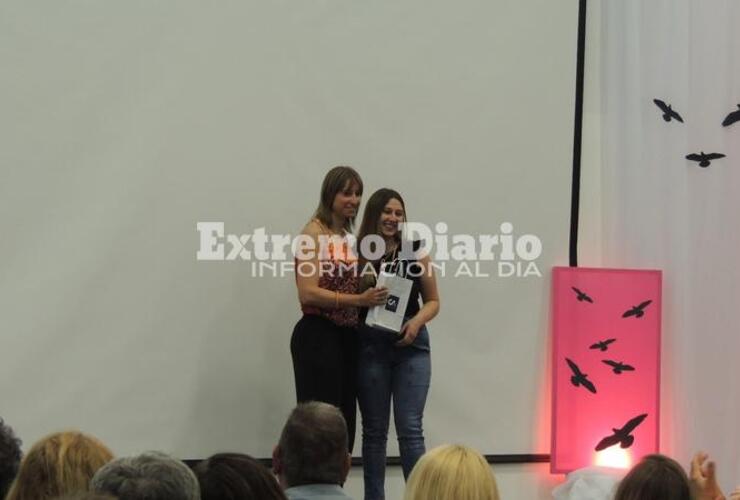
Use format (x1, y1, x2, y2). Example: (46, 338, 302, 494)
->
(551, 267, 661, 473)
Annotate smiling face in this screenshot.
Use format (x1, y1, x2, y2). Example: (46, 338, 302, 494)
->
(356, 188, 407, 262)
(378, 198, 405, 239)
(331, 180, 362, 220)
(315, 166, 363, 232)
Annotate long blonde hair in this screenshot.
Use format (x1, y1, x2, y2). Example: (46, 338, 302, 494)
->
(404, 445, 500, 500)
(5, 431, 113, 500)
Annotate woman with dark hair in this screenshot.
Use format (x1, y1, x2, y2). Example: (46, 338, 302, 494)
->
(0, 418, 22, 500)
(356, 188, 440, 500)
(292, 166, 388, 452)
(614, 454, 692, 500)
(194, 453, 286, 500)
(54, 494, 117, 500)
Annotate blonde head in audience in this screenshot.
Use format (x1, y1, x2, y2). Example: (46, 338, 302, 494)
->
(5, 430, 113, 500)
(404, 444, 500, 500)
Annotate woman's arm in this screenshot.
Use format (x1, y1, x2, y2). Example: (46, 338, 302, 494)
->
(396, 254, 440, 346)
(295, 221, 387, 309)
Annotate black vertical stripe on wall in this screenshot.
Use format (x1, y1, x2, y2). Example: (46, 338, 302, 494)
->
(569, 0, 587, 267)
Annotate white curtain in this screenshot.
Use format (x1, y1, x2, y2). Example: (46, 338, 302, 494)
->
(601, 0, 740, 492)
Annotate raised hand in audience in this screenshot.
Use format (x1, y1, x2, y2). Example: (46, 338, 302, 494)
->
(690, 452, 726, 500)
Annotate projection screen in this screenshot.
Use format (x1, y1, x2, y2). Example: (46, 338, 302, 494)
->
(0, 0, 578, 458)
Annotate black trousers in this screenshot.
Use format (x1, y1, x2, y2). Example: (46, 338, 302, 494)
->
(291, 314, 358, 452)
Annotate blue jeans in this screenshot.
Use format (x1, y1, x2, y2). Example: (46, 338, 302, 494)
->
(357, 324, 431, 500)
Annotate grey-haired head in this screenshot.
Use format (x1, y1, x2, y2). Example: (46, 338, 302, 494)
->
(91, 451, 199, 500)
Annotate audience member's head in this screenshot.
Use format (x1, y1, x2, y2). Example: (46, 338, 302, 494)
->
(54, 493, 117, 500)
(273, 402, 351, 489)
(91, 451, 199, 500)
(194, 452, 286, 500)
(5, 430, 113, 500)
(614, 454, 691, 500)
(404, 444, 500, 500)
(0, 418, 22, 499)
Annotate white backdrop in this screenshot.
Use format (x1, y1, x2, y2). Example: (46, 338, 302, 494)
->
(600, 0, 740, 492)
(0, 0, 579, 459)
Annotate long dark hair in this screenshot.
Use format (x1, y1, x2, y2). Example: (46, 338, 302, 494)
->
(194, 453, 287, 500)
(357, 188, 407, 265)
(614, 454, 691, 500)
(312, 166, 363, 233)
(0, 418, 22, 500)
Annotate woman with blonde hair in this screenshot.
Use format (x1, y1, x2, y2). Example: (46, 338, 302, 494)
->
(5, 430, 113, 500)
(292, 166, 388, 452)
(403, 444, 500, 500)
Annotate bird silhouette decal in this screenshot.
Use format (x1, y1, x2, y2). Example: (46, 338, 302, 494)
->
(622, 300, 653, 319)
(566, 358, 597, 394)
(595, 414, 648, 451)
(722, 104, 740, 127)
(602, 360, 635, 374)
(571, 287, 594, 303)
(686, 152, 726, 168)
(653, 99, 683, 123)
(589, 339, 616, 352)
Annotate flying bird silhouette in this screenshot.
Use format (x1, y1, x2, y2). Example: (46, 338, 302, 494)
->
(571, 287, 594, 303)
(589, 339, 616, 352)
(566, 358, 597, 394)
(595, 414, 648, 451)
(722, 104, 740, 127)
(602, 360, 635, 374)
(686, 152, 726, 168)
(653, 99, 683, 123)
(622, 300, 653, 319)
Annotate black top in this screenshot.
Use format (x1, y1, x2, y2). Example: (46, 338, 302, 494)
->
(374, 240, 424, 319)
(359, 240, 431, 351)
